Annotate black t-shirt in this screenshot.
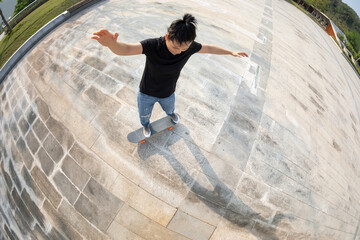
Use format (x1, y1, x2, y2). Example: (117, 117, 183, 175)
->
(140, 37, 202, 98)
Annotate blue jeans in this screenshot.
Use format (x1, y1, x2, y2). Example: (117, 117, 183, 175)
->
(137, 91, 175, 127)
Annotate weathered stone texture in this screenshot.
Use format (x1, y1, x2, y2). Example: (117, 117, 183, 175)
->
(110, 172, 176, 226)
(14, 206, 36, 237)
(1, 163, 14, 190)
(21, 189, 45, 228)
(84, 86, 121, 116)
(61, 155, 90, 190)
(25, 107, 37, 125)
(107, 220, 145, 240)
(31, 166, 62, 208)
(84, 56, 107, 71)
(37, 147, 55, 176)
(69, 142, 118, 189)
(11, 188, 34, 225)
(94, 73, 123, 95)
(32, 224, 48, 240)
(46, 116, 75, 150)
(35, 97, 50, 121)
(9, 118, 21, 141)
(32, 118, 49, 143)
(115, 204, 189, 240)
(16, 137, 34, 169)
(8, 161, 22, 192)
(43, 133, 64, 163)
(74, 178, 123, 231)
(42, 200, 82, 240)
(18, 117, 30, 135)
(53, 171, 80, 205)
(167, 210, 215, 240)
(21, 166, 44, 201)
(25, 130, 40, 154)
(4, 224, 19, 240)
(59, 200, 110, 240)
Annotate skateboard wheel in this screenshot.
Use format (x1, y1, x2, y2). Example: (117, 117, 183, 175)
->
(141, 140, 146, 144)
(168, 127, 173, 130)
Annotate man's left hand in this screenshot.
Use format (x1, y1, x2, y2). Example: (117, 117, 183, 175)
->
(231, 51, 249, 58)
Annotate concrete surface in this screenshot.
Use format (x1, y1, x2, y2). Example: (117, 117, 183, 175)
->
(0, 0, 360, 239)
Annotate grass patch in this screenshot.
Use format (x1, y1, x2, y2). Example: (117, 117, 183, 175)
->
(0, 0, 83, 69)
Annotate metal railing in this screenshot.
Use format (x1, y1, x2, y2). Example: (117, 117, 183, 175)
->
(0, 0, 48, 34)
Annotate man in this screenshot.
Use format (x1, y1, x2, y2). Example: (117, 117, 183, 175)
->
(91, 13, 248, 138)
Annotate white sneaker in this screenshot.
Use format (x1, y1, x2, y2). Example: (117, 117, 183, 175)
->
(170, 113, 180, 124)
(143, 125, 151, 138)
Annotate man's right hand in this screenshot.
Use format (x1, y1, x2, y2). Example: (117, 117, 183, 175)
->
(91, 29, 119, 47)
(91, 29, 142, 56)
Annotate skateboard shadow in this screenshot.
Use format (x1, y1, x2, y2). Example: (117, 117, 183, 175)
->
(137, 123, 293, 239)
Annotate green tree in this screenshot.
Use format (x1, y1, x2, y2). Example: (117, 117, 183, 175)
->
(346, 42, 357, 58)
(0, 0, 12, 33)
(337, 32, 345, 42)
(326, 0, 360, 33)
(347, 29, 360, 53)
(13, 0, 36, 16)
(304, 0, 330, 11)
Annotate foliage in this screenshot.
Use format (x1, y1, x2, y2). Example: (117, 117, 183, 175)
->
(346, 42, 357, 58)
(347, 29, 360, 53)
(337, 32, 344, 42)
(14, 0, 36, 16)
(303, 0, 330, 11)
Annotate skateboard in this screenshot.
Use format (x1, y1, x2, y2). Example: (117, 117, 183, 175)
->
(127, 115, 177, 144)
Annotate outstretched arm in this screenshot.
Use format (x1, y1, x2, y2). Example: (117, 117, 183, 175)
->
(91, 29, 142, 56)
(198, 44, 248, 58)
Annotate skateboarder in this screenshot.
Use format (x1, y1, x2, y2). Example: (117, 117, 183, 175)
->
(91, 13, 248, 138)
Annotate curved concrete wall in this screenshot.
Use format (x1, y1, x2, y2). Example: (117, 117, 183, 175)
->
(0, 0, 360, 239)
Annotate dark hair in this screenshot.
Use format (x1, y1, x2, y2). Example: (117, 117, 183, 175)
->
(167, 13, 197, 44)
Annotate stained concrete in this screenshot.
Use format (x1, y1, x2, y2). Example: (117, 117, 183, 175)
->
(0, 0, 360, 239)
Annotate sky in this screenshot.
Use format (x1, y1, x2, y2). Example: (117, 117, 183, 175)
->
(342, 0, 360, 18)
(0, 0, 16, 25)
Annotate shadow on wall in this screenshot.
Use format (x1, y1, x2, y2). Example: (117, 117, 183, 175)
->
(137, 124, 293, 239)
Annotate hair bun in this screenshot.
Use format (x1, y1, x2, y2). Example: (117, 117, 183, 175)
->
(167, 13, 198, 43)
(183, 13, 197, 26)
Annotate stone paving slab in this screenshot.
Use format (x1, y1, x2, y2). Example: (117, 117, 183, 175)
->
(61, 155, 90, 190)
(1, 0, 360, 239)
(75, 178, 123, 231)
(115, 204, 190, 240)
(31, 166, 62, 208)
(69, 141, 118, 189)
(107, 220, 145, 240)
(53, 170, 80, 205)
(42, 199, 82, 240)
(109, 172, 177, 226)
(58, 199, 110, 240)
(167, 210, 215, 240)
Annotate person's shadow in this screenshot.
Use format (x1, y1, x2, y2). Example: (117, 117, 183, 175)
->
(137, 123, 293, 239)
